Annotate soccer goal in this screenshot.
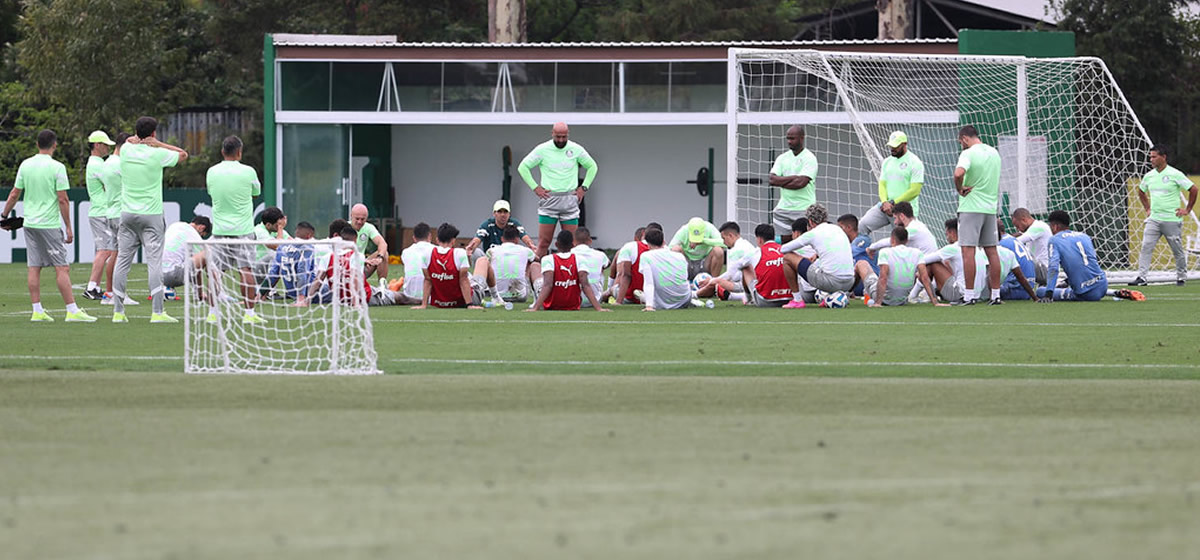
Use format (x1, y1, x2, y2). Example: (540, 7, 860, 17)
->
(183, 238, 379, 375)
(727, 48, 1200, 281)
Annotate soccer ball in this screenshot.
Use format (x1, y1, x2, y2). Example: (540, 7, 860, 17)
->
(821, 291, 849, 309)
(692, 272, 713, 290)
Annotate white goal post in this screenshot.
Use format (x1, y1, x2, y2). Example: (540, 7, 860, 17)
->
(727, 48, 1200, 281)
(183, 238, 379, 375)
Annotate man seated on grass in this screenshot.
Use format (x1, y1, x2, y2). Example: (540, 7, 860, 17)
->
(779, 204, 855, 308)
(837, 214, 878, 298)
(473, 224, 539, 305)
(638, 227, 693, 311)
(918, 218, 965, 305)
(612, 222, 661, 305)
(415, 223, 485, 310)
(668, 217, 725, 280)
(161, 216, 211, 295)
(296, 225, 404, 307)
(395, 222, 435, 305)
(527, 230, 607, 312)
(263, 221, 316, 300)
(694, 221, 756, 301)
(1036, 210, 1144, 302)
(727, 224, 795, 307)
(571, 227, 609, 308)
(862, 226, 926, 307)
(997, 218, 1038, 301)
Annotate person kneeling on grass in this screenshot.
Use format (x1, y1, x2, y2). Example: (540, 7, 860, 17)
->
(526, 230, 608, 312)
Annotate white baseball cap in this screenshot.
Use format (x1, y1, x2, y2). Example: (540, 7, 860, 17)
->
(493, 200, 511, 212)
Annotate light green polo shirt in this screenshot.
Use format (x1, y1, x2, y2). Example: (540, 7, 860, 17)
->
(668, 220, 723, 261)
(955, 142, 1001, 214)
(1140, 165, 1194, 223)
(119, 142, 180, 215)
(85, 155, 109, 218)
(770, 148, 818, 212)
(518, 140, 598, 193)
(100, 155, 124, 219)
(356, 222, 381, 254)
(879, 150, 924, 215)
(14, 154, 69, 229)
(254, 222, 291, 261)
(206, 160, 261, 236)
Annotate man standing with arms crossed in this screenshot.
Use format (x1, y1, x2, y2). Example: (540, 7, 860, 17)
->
(518, 122, 598, 258)
(768, 125, 818, 235)
(952, 125, 1002, 305)
(112, 117, 187, 323)
(1130, 144, 1197, 286)
(207, 135, 263, 323)
(3, 130, 96, 322)
(860, 131, 923, 238)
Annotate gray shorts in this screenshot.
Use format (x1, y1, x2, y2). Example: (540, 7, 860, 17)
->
(89, 216, 116, 252)
(538, 192, 580, 222)
(1034, 261, 1048, 286)
(210, 234, 255, 271)
(24, 227, 69, 267)
(773, 207, 807, 233)
(163, 266, 185, 288)
(939, 279, 963, 303)
(686, 257, 707, 280)
(806, 267, 854, 294)
(858, 203, 894, 238)
(958, 212, 998, 247)
(747, 283, 789, 307)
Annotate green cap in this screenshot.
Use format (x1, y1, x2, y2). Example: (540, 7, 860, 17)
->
(687, 217, 706, 243)
(886, 131, 907, 148)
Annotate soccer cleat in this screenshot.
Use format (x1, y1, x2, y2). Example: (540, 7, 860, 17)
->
(1177, 279, 1186, 287)
(987, 298, 1003, 306)
(150, 312, 178, 323)
(101, 293, 113, 305)
(242, 313, 266, 325)
(65, 310, 98, 322)
(783, 300, 806, 309)
(953, 298, 977, 306)
(1114, 289, 1145, 301)
(30, 311, 54, 322)
(111, 312, 128, 323)
(123, 295, 140, 305)
(690, 298, 704, 308)
(81, 288, 104, 301)
(205, 312, 219, 324)
(632, 289, 645, 303)
(715, 284, 729, 301)
(1128, 277, 1149, 286)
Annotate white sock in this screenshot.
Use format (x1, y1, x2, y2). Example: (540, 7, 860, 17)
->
(32, 302, 44, 313)
(729, 293, 745, 302)
(87, 281, 97, 291)
(990, 292, 1000, 302)
(792, 291, 803, 302)
(245, 308, 256, 316)
(963, 288, 977, 301)
(66, 303, 80, 313)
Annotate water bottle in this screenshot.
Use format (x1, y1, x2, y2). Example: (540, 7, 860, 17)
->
(503, 302, 514, 311)
(705, 300, 715, 309)
(482, 300, 496, 308)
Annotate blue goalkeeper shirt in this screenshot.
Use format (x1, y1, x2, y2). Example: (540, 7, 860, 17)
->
(999, 234, 1036, 299)
(850, 234, 878, 296)
(1042, 230, 1107, 298)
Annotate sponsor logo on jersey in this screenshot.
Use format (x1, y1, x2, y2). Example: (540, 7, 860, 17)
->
(554, 278, 578, 289)
(566, 149, 574, 157)
(431, 272, 456, 281)
(900, 162, 908, 169)
(763, 257, 783, 267)
(559, 265, 574, 274)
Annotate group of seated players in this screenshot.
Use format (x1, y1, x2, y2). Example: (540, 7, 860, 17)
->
(167, 197, 1145, 312)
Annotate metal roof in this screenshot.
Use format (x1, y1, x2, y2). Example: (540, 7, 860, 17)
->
(272, 35, 958, 48)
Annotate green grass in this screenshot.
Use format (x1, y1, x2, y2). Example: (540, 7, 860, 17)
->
(1, 263, 1199, 558)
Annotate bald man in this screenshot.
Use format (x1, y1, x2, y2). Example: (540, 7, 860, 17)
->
(518, 122, 599, 258)
(350, 203, 388, 283)
(768, 125, 818, 235)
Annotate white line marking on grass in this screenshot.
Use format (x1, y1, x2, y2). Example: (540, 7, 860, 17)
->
(374, 318, 1200, 328)
(390, 358, 1200, 370)
(0, 354, 179, 361)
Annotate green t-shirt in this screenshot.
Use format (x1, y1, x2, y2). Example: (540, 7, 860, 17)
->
(253, 222, 291, 261)
(14, 154, 69, 229)
(206, 160, 261, 236)
(879, 151, 924, 215)
(85, 155, 109, 218)
(119, 142, 180, 215)
(668, 220, 722, 261)
(955, 143, 1001, 214)
(518, 140, 598, 193)
(1140, 165, 1194, 223)
(356, 222, 381, 254)
(100, 155, 124, 220)
(770, 148, 818, 212)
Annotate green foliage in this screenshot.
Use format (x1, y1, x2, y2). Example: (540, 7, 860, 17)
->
(593, 0, 797, 42)
(0, 82, 83, 186)
(1054, 0, 1200, 170)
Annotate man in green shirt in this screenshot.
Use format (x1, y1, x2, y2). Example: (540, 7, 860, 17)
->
(668, 217, 726, 279)
(860, 130, 924, 238)
(1, 130, 95, 322)
(98, 132, 131, 305)
(83, 130, 116, 301)
(350, 203, 387, 285)
(1131, 144, 1197, 286)
(768, 125, 818, 234)
(111, 116, 188, 323)
(953, 125, 1002, 305)
(207, 135, 264, 322)
(518, 122, 598, 258)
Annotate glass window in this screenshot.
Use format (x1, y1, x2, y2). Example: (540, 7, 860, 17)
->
(625, 62, 670, 112)
(504, 63, 556, 112)
(557, 63, 615, 112)
(670, 62, 725, 112)
(331, 63, 386, 111)
(393, 63, 443, 111)
(441, 62, 496, 112)
(279, 62, 330, 111)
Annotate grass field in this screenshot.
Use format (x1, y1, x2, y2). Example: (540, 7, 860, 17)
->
(2, 263, 1199, 558)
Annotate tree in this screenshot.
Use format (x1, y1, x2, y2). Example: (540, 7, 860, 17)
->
(0, 82, 81, 186)
(1053, 0, 1200, 170)
(592, 0, 800, 42)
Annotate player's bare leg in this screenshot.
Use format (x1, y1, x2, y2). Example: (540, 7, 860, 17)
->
(27, 267, 41, 305)
(103, 250, 116, 293)
(782, 254, 800, 292)
(238, 267, 256, 309)
(853, 261, 875, 296)
(704, 246, 725, 277)
(983, 245, 1002, 292)
(87, 250, 108, 289)
(535, 222, 556, 258)
(54, 265, 75, 305)
(617, 261, 633, 304)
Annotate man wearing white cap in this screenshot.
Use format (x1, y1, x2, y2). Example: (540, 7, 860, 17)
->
(668, 217, 726, 280)
(82, 130, 116, 301)
(859, 130, 924, 239)
(464, 199, 535, 261)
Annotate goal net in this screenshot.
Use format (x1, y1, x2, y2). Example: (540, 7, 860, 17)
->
(727, 49, 1200, 281)
(183, 238, 379, 375)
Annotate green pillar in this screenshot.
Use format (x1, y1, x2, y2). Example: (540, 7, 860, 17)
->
(263, 34, 276, 208)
